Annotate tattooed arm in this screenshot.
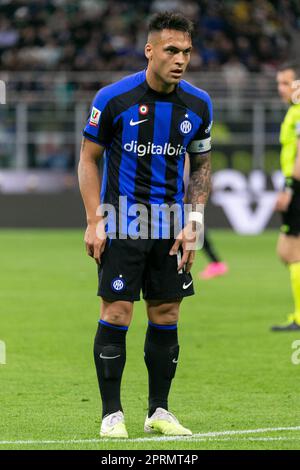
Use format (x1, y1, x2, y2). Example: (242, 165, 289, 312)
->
(186, 151, 212, 209)
(169, 152, 211, 273)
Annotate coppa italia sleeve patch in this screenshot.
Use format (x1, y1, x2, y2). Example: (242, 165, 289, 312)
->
(296, 121, 300, 137)
(89, 107, 101, 127)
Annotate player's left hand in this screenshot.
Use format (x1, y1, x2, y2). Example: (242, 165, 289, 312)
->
(275, 191, 292, 212)
(169, 222, 199, 273)
(84, 218, 106, 265)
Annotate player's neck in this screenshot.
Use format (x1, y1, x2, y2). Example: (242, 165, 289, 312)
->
(146, 68, 176, 94)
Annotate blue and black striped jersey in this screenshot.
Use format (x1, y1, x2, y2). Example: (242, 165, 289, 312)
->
(83, 69, 212, 235)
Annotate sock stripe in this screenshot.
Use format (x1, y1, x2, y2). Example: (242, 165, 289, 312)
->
(99, 320, 128, 331)
(148, 321, 177, 330)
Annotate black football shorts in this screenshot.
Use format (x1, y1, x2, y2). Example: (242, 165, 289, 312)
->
(281, 192, 300, 236)
(97, 237, 194, 302)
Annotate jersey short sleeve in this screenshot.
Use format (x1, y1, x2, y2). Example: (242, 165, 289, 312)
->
(83, 89, 114, 147)
(291, 104, 300, 138)
(187, 93, 213, 155)
(295, 120, 300, 137)
(280, 104, 300, 177)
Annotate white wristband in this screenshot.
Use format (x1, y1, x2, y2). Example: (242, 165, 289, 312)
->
(285, 187, 294, 196)
(188, 211, 204, 225)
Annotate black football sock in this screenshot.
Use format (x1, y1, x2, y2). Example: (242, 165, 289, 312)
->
(203, 231, 220, 263)
(94, 320, 128, 418)
(144, 321, 179, 418)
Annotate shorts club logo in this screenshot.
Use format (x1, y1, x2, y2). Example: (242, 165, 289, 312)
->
(179, 119, 192, 135)
(111, 275, 126, 292)
(139, 104, 148, 115)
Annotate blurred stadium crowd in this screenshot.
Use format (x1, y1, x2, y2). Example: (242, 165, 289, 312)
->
(0, 0, 299, 176)
(0, 0, 299, 73)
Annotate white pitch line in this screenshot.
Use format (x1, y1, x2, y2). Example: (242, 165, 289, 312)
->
(0, 439, 100, 445)
(0, 436, 300, 445)
(1, 425, 300, 445)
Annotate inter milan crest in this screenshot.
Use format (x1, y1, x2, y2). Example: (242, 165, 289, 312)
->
(111, 275, 126, 292)
(179, 119, 193, 135)
(139, 104, 148, 115)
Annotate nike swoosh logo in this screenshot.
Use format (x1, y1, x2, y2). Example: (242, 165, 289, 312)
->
(129, 118, 148, 126)
(183, 280, 193, 289)
(100, 353, 121, 360)
(172, 358, 178, 364)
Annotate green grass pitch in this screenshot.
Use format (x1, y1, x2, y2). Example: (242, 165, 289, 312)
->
(1, 229, 300, 450)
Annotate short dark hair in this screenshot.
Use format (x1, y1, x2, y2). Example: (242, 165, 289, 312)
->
(148, 11, 193, 37)
(278, 61, 300, 79)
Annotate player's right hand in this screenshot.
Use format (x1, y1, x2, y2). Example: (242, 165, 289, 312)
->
(84, 219, 106, 265)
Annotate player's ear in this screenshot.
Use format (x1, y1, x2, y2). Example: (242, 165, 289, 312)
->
(145, 43, 152, 61)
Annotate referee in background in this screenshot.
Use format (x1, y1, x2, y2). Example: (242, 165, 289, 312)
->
(272, 61, 300, 331)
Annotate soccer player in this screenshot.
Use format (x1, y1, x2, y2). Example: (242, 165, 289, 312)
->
(78, 12, 213, 437)
(200, 231, 228, 280)
(272, 61, 300, 332)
